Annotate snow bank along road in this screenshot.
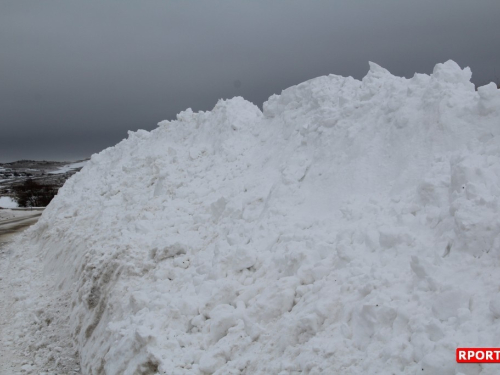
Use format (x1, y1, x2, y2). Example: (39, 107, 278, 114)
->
(6, 60, 500, 374)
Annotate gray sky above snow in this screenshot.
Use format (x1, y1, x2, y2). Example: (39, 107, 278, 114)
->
(1, 0, 499, 162)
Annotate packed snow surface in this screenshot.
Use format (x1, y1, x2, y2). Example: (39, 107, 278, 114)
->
(19, 61, 500, 374)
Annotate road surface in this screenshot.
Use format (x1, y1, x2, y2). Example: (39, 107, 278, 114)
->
(0, 211, 43, 249)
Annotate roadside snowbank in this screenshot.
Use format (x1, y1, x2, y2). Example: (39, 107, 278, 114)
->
(22, 61, 500, 374)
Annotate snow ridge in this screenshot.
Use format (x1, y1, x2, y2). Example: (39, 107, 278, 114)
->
(21, 60, 500, 374)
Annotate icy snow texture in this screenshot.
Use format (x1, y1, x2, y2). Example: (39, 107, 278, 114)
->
(23, 60, 500, 374)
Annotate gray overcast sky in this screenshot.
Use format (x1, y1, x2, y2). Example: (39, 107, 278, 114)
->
(1, 1, 499, 162)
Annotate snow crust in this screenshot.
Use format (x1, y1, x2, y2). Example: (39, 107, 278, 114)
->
(22, 60, 500, 374)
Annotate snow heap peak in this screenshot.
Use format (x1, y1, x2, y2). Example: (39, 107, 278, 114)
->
(23, 60, 500, 374)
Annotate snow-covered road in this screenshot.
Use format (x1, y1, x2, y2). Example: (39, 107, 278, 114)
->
(0, 212, 43, 240)
(0, 210, 81, 374)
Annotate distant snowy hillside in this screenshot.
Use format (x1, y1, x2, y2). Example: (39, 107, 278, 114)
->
(48, 160, 88, 175)
(22, 61, 500, 374)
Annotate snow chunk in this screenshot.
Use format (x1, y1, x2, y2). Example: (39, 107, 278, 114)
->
(432, 59, 472, 84)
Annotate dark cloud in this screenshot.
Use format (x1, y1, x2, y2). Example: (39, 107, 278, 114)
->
(1, 0, 499, 161)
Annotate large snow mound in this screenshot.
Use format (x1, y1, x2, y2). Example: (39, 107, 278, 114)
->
(25, 60, 500, 374)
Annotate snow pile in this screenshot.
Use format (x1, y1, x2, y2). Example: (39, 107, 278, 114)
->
(0, 196, 18, 208)
(23, 60, 500, 374)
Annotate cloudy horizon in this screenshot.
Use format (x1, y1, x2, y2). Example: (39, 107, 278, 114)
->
(1, 0, 499, 162)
